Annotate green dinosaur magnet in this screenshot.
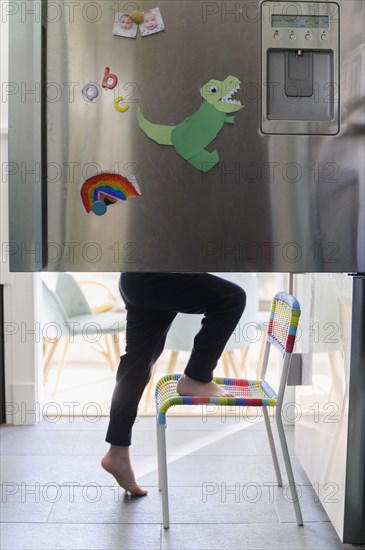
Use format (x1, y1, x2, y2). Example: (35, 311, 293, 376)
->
(136, 76, 244, 172)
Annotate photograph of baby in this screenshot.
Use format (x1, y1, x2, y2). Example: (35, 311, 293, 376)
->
(113, 13, 138, 38)
(139, 8, 165, 37)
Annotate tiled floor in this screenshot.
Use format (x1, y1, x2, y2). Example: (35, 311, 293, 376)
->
(1, 416, 361, 550)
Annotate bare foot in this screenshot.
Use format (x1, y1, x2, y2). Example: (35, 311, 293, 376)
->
(101, 445, 148, 496)
(176, 374, 234, 398)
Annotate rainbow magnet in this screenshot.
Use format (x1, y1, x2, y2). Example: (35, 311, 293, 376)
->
(80, 172, 141, 215)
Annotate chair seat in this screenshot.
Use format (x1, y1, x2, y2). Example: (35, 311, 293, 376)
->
(155, 374, 278, 424)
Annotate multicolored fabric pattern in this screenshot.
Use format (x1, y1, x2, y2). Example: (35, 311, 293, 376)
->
(155, 374, 278, 424)
(155, 292, 301, 425)
(267, 292, 301, 355)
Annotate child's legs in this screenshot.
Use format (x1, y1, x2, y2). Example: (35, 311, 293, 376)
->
(120, 272, 246, 383)
(105, 306, 176, 446)
(182, 274, 246, 382)
(106, 272, 246, 446)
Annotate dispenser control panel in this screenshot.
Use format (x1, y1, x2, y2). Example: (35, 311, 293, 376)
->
(272, 14, 330, 29)
(261, 2, 340, 135)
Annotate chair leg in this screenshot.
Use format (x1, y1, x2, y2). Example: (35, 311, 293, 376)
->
(103, 335, 115, 370)
(239, 347, 249, 377)
(111, 333, 121, 366)
(167, 351, 179, 374)
(222, 353, 231, 378)
(143, 362, 159, 413)
(276, 409, 304, 526)
(156, 418, 162, 491)
(157, 423, 170, 529)
(263, 407, 282, 487)
(256, 332, 267, 379)
(43, 338, 60, 384)
(53, 338, 70, 396)
(228, 350, 241, 378)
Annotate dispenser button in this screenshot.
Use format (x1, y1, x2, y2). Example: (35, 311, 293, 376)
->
(321, 32, 328, 40)
(274, 30, 280, 40)
(290, 32, 296, 40)
(305, 32, 312, 40)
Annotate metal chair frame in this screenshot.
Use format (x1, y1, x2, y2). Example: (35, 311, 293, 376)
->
(155, 291, 303, 529)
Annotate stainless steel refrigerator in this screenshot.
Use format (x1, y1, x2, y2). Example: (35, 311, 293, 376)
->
(8, 0, 364, 273)
(7, 0, 365, 542)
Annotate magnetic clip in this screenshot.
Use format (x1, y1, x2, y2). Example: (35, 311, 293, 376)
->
(130, 10, 144, 24)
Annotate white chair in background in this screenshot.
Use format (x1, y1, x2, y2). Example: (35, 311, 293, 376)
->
(42, 274, 126, 394)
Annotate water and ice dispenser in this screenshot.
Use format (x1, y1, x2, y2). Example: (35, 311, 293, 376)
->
(261, 1, 339, 134)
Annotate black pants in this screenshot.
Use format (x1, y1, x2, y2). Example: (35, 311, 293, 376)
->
(105, 273, 246, 446)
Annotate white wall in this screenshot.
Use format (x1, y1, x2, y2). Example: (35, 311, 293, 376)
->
(1, 1, 42, 425)
(0, 0, 10, 287)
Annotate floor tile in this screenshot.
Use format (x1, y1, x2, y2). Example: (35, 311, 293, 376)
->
(21, 414, 159, 433)
(0, 455, 159, 487)
(186, 429, 259, 456)
(1, 416, 359, 549)
(139, 454, 310, 488)
(47, 486, 161, 524)
(0, 484, 53, 523)
(0, 523, 161, 550)
(252, 427, 295, 456)
(46, 485, 278, 525)
(1, 452, 309, 505)
(31, 416, 111, 431)
(168, 485, 278, 524)
(0, 427, 79, 456)
(273, 485, 331, 523)
(72, 426, 258, 457)
(161, 522, 358, 550)
(165, 413, 272, 431)
(72, 428, 156, 456)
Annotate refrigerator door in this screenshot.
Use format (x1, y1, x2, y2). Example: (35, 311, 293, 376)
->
(295, 273, 365, 544)
(8, 0, 365, 271)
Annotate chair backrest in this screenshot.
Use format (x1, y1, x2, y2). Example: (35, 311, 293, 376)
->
(42, 281, 69, 338)
(261, 291, 301, 403)
(267, 291, 301, 356)
(55, 273, 92, 318)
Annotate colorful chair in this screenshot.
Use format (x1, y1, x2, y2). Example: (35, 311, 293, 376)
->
(155, 291, 303, 529)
